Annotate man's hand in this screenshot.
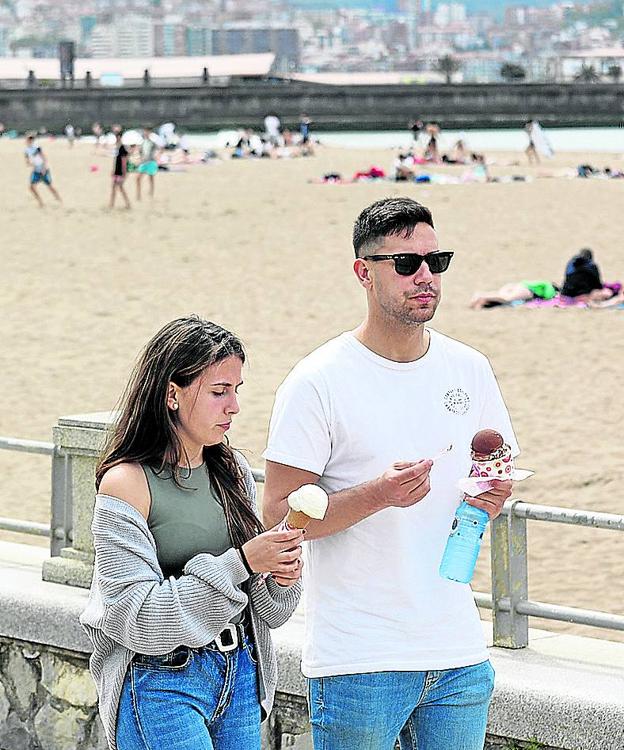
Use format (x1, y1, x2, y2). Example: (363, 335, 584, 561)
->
(372, 460, 433, 510)
(464, 479, 512, 519)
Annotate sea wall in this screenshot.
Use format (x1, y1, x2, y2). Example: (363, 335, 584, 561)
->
(1, 542, 623, 750)
(1, 81, 623, 133)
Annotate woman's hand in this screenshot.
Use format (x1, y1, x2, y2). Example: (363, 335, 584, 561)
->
(272, 556, 304, 587)
(242, 526, 304, 577)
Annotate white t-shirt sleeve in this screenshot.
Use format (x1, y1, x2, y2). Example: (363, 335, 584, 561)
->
(263, 370, 331, 476)
(477, 357, 520, 457)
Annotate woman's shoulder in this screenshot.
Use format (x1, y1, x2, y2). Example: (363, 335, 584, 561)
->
(98, 462, 151, 520)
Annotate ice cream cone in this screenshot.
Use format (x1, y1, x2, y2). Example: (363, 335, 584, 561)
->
(285, 508, 313, 529)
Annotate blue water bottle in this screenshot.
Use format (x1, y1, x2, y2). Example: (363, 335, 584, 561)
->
(439, 502, 489, 584)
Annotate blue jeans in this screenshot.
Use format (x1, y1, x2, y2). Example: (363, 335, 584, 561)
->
(309, 660, 495, 750)
(116, 634, 260, 750)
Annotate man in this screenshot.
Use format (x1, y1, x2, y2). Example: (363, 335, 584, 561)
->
(263, 197, 518, 750)
(24, 134, 62, 207)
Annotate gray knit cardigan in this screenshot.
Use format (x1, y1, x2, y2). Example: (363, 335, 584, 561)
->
(80, 454, 301, 750)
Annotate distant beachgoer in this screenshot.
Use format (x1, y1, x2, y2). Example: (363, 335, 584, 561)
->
(92, 121, 104, 154)
(525, 120, 553, 164)
(110, 131, 131, 210)
(470, 280, 558, 309)
(24, 134, 62, 207)
(0, 122, 5, 137)
(393, 153, 415, 181)
(524, 121, 538, 164)
(299, 113, 314, 155)
(424, 123, 441, 163)
(561, 248, 609, 301)
(409, 119, 424, 142)
(352, 166, 386, 181)
(136, 126, 159, 200)
(588, 284, 624, 308)
(263, 113, 281, 147)
(178, 132, 191, 163)
(442, 139, 468, 164)
(65, 123, 75, 148)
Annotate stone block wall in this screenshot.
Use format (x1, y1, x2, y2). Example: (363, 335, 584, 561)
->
(0, 637, 106, 750)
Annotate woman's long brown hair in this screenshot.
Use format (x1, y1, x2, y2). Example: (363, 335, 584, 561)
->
(96, 316, 263, 547)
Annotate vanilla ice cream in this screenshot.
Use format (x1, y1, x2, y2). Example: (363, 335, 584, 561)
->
(287, 484, 329, 520)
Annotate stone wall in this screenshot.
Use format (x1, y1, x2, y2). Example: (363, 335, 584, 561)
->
(1, 81, 623, 133)
(0, 637, 104, 750)
(0, 634, 566, 750)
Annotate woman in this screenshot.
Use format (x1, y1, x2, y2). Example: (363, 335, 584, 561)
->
(80, 316, 303, 750)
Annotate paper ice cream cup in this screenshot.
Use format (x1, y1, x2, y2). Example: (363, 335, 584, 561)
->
(471, 443, 514, 478)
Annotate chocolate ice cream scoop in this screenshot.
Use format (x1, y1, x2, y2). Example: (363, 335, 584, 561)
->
(471, 429, 504, 459)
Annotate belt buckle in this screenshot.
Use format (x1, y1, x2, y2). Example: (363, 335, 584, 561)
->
(214, 623, 238, 653)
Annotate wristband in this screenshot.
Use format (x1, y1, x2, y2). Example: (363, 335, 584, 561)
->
(238, 546, 254, 576)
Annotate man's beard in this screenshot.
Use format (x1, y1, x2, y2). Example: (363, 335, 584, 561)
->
(380, 289, 440, 326)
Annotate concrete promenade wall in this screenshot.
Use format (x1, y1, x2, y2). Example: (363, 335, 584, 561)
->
(1, 81, 624, 133)
(1, 540, 623, 750)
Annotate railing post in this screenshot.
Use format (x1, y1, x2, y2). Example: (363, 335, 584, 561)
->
(490, 499, 529, 648)
(42, 412, 114, 588)
(50, 448, 72, 557)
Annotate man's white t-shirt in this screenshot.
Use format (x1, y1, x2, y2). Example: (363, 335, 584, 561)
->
(263, 329, 519, 678)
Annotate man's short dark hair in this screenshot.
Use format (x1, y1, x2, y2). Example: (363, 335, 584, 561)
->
(353, 197, 434, 258)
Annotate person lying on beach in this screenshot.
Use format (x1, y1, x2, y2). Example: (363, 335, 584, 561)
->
(577, 164, 624, 178)
(560, 248, 609, 301)
(470, 280, 558, 309)
(393, 153, 417, 181)
(588, 285, 624, 308)
(441, 139, 469, 164)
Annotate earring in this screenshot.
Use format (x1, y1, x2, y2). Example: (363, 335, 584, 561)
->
(171, 401, 178, 411)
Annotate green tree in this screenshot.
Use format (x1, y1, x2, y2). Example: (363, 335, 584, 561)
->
(574, 64, 601, 82)
(607, 63, 622, 82)
(435, 54, 462, 84)
(500, 63, 527, 81)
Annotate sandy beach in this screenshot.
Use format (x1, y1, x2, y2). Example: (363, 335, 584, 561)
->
(0, 137, 622, 641)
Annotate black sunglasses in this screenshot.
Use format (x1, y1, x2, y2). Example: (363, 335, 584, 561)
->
(362, 251, 454, 276)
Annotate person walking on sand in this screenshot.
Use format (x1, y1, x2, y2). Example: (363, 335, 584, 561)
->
(92, 121, 104, 154)
(65, 122, 76, 148)
(80, 316, 303, 750)
(136, 125, 159, 200)
(110, 131, 131, 210)
(24, 134, 62, 207)
(263, 196, 518, 750)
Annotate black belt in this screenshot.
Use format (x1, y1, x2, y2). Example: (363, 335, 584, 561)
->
(133, 618, 250, 666)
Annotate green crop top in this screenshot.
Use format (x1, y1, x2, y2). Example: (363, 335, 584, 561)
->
(143, 462, 234, 579)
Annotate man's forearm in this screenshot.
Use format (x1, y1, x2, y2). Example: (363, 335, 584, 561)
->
(268, 480, 384, 541)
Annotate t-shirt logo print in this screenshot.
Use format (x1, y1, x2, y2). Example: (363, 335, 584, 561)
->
(443, 388, 471, 415)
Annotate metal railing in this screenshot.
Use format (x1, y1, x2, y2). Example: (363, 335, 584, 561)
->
(1, 446, 622, 646)
(0, 436, 72, 557)
(254, 467, 624, 645)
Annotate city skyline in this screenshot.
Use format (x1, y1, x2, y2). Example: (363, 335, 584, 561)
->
(0, 0, 622, 84)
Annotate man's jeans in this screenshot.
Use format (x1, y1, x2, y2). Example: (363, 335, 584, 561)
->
(308, 660, 495, 750)
(116, 635, 260, 750)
